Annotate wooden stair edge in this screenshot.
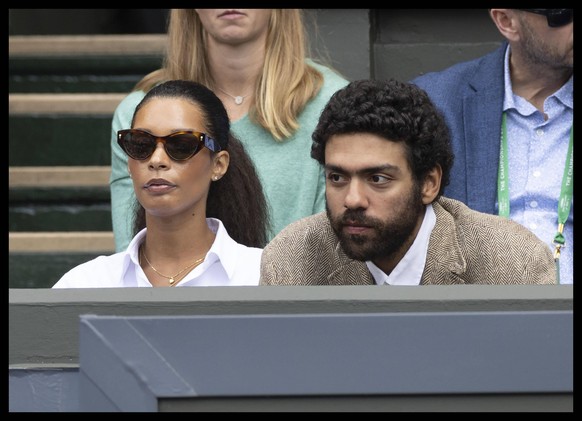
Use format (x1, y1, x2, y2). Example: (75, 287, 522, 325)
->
(9, 166, 111, 188)
(9, 34, 167, 56)
(9, 93, 126, 115)
(9, 231, 115, 253)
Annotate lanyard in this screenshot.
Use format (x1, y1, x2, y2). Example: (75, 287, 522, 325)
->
(498, 113, 573, 283)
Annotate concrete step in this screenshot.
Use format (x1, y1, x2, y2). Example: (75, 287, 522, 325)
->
(9, 93, 125, 115)
(9, 93, 123, 166)
(9, 34, 166, 56)
(9, 232, 115, 288)
(9, 166, 110, 187)
(9, 251, 114, 289)
(9, 35, 164, 93)
(9, 166, 112, 232)
(8, 35, 142, 266)
(9, 231, 115, 253)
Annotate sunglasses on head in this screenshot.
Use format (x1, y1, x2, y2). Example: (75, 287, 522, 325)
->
(117, 129, 222, 161)
(519, 9, 573, 28)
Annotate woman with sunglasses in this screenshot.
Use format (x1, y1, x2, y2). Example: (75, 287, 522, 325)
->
(411, 9, 573, 284)
(54, 80, 269, 288)
(109, 9, 349, 252)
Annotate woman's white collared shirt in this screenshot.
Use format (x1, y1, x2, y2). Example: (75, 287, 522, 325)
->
(52, 218, 262, 288)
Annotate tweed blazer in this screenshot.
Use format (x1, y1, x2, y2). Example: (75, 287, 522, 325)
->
(259, 196, 556, 286)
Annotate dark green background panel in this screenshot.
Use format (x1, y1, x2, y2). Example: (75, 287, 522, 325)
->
(9, 204, 112, 232)
(9, 116, 113, 166)
(9, 56, 162, 93)
(10, 253, 109, 288)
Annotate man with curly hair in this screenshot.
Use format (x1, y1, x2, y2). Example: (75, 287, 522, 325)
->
(259, 79, 556, 286)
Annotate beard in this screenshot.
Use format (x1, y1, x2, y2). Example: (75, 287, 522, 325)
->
(327, 183, 426, 262)
(519, 15, 573, 70)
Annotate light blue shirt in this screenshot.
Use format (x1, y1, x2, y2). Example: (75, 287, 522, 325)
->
(502, 46, 573, 284)
(367, 204, 436, 285)
(53, 218, 262, 288)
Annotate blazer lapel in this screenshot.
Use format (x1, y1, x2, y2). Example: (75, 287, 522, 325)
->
(327, 242, 375, 285)
(421, 199, 467, 285)
(462, 44, 507, 214)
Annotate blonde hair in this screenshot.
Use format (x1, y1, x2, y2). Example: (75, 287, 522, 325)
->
(135, 9, 325, 141)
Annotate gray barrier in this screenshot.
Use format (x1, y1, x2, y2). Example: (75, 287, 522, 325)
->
(9, 285, 573, 412)
(79, 310, 573, 412)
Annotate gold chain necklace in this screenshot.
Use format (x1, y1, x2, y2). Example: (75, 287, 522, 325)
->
(140, 246, 205, 286)
(216, 87, 251, 105)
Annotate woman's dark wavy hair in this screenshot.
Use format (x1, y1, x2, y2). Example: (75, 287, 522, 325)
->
(130, 80, 270, 247)
(311, 78, 454, 196)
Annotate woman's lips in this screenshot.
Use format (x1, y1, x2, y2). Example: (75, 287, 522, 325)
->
(219, 10, 245, 19)
(144, 179, 176, 194)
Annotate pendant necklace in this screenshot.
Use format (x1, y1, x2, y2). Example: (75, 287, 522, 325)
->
(140, 246, 205, 287)
(216, 87, 251, 105)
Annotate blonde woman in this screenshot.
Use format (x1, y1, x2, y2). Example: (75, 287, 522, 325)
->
(111, 9, 349, 251)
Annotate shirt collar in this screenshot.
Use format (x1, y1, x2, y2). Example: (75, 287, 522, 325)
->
(366, 204, 436, 285)
(554, 75, 574, 110)
(122, 228, 147, 286)
(121, 218, 239, 286)
(166, 218, 242, 285)
(502, 44, 523, 114)
(503, 44, 574, 113)
(202, 218, 240, 280)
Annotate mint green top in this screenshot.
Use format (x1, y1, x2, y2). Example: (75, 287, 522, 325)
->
(109, 60, 349, 251)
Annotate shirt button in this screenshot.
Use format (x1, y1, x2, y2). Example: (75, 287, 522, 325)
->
(530, 223, 538, 230)
(533, 171, 541, 177)
(536, 128, 544, 136)
(530, 201, 538, 208)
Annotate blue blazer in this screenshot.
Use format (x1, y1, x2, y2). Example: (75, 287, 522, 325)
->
(411, 42, 507, 214)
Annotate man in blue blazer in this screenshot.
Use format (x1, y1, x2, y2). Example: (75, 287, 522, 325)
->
(411, 9, 573, 284)
(412, 40, 506, 214)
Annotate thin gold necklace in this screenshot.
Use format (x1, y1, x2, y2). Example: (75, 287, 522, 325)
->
(140, 246, 205, 287)
(216, 87, 251, 105)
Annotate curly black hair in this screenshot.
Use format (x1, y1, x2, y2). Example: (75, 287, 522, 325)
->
(130, 80, 270, 247)
(311, 78, 454, 196)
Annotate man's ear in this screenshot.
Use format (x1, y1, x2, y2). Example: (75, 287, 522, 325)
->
(421, 165, 442, 204)
(490, 9, 520, 42)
